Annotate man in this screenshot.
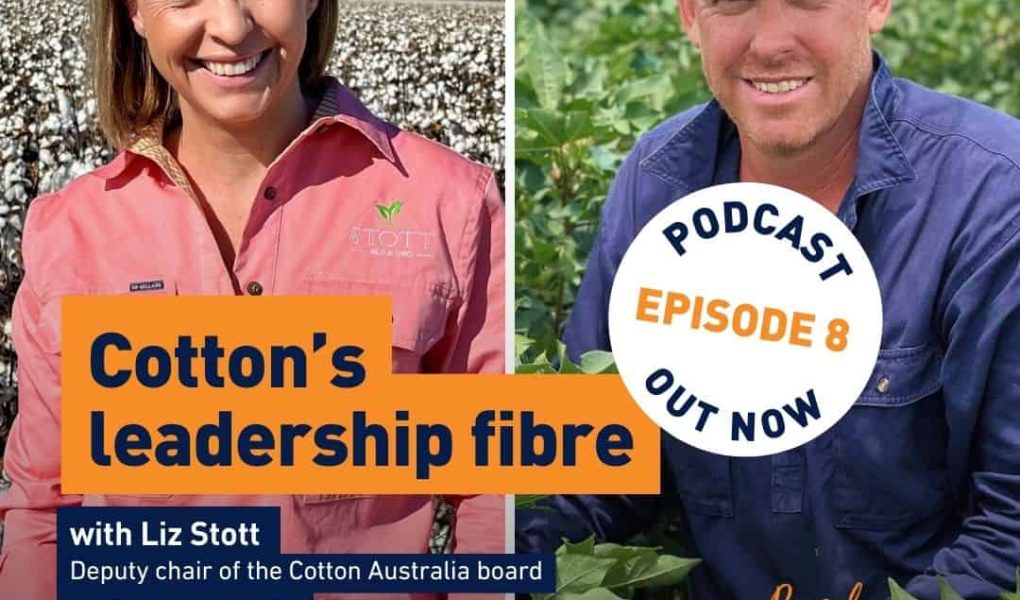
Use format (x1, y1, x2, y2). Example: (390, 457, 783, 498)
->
(516, 0, 1020, 599)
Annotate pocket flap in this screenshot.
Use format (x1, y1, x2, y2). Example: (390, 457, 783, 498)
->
(855, 342, 942, 407)
(303, 276, 455, 353)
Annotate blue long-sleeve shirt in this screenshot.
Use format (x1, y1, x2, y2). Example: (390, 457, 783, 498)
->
(517, 54, 1020, 600)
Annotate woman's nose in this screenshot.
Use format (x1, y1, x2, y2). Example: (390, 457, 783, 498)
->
(205, 0, 254, 47)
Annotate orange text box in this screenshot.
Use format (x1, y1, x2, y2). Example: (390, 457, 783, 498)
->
(61, 296, 659, 494)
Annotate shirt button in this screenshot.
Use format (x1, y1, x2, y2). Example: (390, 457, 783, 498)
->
(263, 186, 277, 200)
(876, 376, 890, 394)
(246, 281, 264, 296)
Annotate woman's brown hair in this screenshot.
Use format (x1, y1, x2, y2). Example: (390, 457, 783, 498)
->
(89, 0, 338, 148)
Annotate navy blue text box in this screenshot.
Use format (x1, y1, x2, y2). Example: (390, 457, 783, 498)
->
(58, 507, 553, 599)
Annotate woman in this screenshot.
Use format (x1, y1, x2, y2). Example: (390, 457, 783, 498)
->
(0, 0, 505, 597)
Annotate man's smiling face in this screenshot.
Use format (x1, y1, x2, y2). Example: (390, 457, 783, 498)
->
(678, 0, 891, 157)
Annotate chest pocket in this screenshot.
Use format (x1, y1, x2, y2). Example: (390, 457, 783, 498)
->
(303, 276, 456, 373)
(832, 341, 949, 530)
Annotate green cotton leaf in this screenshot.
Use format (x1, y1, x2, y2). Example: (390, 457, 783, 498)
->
(558, 536, 597, 556)
(553, 589, 627, 600)
(514, 5, 540, 65)
(559, 360, 583, 374)
(579, 351, 617, 374)
(615, 73, 674, 110)
(889, 578, 921, 600)
(558, 343, 584, 374)
(589, 144, 623, 172)
(609, 554, 700, 590)
(552, 553, 618, 596)
(592, 543, 659, 560)
(516, 333, 537, 355)
(526, 21, 567, 110)
(517, 362, 557, 374)
(600, 551, 656, 590)
(1001, 568, 1020, 600)
(938, 576, 965, 600)
(515, 494, 548, 509)
(389, 200, 403, 218)
(375, 203, 390, 220)
(518, 108, 596, 149)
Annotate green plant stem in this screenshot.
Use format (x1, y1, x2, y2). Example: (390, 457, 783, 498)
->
(551, 148, 576, 338)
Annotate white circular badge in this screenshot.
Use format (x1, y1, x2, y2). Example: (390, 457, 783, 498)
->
(608, 183, 882, 457)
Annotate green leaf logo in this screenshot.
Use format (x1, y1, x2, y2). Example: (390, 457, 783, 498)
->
(375, 200, 404, 224)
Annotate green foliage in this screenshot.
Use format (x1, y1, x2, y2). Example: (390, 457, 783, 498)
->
(515, 0, 709, 364)
(515, 337, 617, 374)
(515, 494, 552, 509)
(889, 578, 918, 600)
(880, 0, 1020, 116)
(533, 535, 699, 600)
(1001, 568, 1020, 600)
(885, 574, 1020, 600)
(939, 576, 967, 600)
(515, 0, 1020, 366)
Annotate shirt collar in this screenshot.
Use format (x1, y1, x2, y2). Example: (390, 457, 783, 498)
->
(640, 51, 917, 198)
(100, 77, 397, 185)
(310, 78, 397, 163)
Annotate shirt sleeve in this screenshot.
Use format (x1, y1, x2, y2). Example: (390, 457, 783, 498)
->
(425, 168, 504, 374)
(0, 206, 82, 598)
(906, 220, 1020, 599)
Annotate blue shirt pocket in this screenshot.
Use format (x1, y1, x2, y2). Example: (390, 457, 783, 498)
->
(832, 341, 949, 530)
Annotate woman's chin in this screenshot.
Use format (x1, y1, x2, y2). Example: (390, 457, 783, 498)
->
(188, 97, 277, 130)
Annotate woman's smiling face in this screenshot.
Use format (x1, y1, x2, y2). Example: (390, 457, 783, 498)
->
(130, 0, 318, 127)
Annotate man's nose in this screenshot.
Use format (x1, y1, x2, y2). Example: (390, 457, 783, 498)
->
(746, 0, 798, 64)
(205, 0, 254, 47)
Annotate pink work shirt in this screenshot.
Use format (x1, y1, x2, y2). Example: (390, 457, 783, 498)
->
(0, 78, 505, 599)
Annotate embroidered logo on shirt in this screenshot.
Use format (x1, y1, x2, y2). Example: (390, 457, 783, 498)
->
(375, 200, 404, 224)
(351, 199, 433, 259)
(347, 226, 434, 259)
(129, 280, 165, 292)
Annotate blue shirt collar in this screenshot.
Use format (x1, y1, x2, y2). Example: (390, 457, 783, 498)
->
(639, 51, 917, 200)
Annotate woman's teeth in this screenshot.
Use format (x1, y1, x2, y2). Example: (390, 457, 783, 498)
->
(202, 53, 262, 77)
(751, 79, 807, 94)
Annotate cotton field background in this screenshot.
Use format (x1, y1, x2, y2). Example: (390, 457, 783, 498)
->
(0, 0, 504, 498)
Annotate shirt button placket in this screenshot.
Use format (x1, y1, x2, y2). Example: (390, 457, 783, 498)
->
(239, 185, 277, 298)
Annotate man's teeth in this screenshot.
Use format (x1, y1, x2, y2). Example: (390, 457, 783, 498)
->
(202, 54, 262, 77)
(751, 79, 807, 94)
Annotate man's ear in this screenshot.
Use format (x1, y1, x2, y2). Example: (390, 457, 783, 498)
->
(677, 0, 701, 48)
(866, 0, 893, 34)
